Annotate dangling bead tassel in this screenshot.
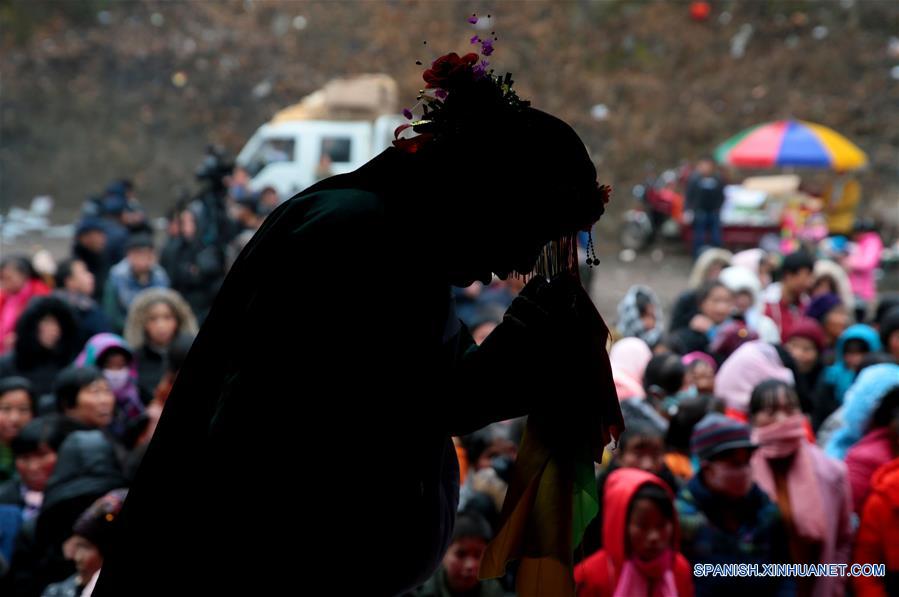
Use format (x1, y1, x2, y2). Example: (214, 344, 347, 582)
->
(585, 230, 600, 267)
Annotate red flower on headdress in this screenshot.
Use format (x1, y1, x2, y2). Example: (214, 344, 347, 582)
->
(392, 124, 433, 153)
(422, 52, 479, 89)
(392, 133, 434, 154)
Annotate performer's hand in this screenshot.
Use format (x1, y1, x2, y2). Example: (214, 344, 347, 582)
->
(459, 272, 616, 439)
(503, 276, 552, 330)
(506, 273, 602, 341)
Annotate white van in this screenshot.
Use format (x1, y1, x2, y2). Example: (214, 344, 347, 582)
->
(236, 74, 405, 199)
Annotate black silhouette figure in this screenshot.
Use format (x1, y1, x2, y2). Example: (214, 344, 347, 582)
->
(96, 96, 611, 596)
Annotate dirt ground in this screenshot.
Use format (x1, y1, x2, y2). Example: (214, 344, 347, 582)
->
(587, 243, 693, 321)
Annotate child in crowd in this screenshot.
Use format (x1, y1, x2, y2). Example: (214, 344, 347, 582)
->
(413, 511, 505, 597)
(575, 468, 694, 597)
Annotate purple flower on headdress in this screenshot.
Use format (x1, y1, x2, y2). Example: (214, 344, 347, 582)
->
(472, 60, 489, 79)
(435, 89, 448, 100)
(402, 108, 413, 120)
(470, 35, 480, 45)
(467, 15, 478, 24)
(480, 39, 494, 56)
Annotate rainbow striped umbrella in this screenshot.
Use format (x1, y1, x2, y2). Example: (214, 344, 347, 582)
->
(715, 120, 868, 171)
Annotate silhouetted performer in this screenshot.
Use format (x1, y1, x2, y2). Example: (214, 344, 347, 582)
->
(97, 75, 611, 596)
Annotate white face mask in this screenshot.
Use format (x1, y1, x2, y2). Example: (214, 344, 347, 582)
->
(103, 368, 130, 391)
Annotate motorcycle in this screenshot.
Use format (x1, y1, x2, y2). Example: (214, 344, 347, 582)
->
(619, 170, 684, 251)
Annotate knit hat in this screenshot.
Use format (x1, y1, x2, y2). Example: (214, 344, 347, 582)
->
(75, 217, 106, 237)
(785, 317, 826, 352)
(72, 488, 128, 556)
(805, 293, 842, 323)
(690, 412, 756, 461)
(709, 320, 758, 360)
(125, 233, 154, 252)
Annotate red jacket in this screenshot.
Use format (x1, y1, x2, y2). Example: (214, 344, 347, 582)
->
(853, 458, 899, 597)
(0, 278, 50, 354)
(765, 297, 806, 343)
(845, 428, 895, 514)
(574, 469, 694, 597)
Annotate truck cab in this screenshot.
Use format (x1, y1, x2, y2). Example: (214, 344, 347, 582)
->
(236, 75, 404, 199)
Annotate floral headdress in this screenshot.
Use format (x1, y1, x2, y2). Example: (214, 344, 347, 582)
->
(394, 13, 609, 277)
(393, 13, 529, 155)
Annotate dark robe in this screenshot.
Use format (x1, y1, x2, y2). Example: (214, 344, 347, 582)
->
(95, 156, 600, 595)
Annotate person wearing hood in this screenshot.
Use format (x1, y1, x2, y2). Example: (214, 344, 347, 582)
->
(853, 455, 899, 597)
(676, 413, 793, 597)
(879, 306, 899, 363)
(0, 298, 81, 408)
(122, 288, 198, 404)
(579, 422, 681, 561)
(576, 468, 693, 597)
(749, 380, 852, 597)
(826, 365, 899, 515)
(95, 73, 620, 596)
(731, 248, 774, 289)
(610, 337, 653, 401)
(616, 286, 664, 348)
(669, 281, 735, 355)
(714, 341, 795, 419)
(52, 259, 111, 349)
(7, 430, 125, 596)
(101, 234, 170, 335)
(814, 323, 883, 428)
(783, 318, 827, 414)
(1, 256, 52, 357)
(40, 489, 128, 597)
(73, 334, 144, 443)
(669, 249, 732, 334)
(718, 266, 780, 344)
